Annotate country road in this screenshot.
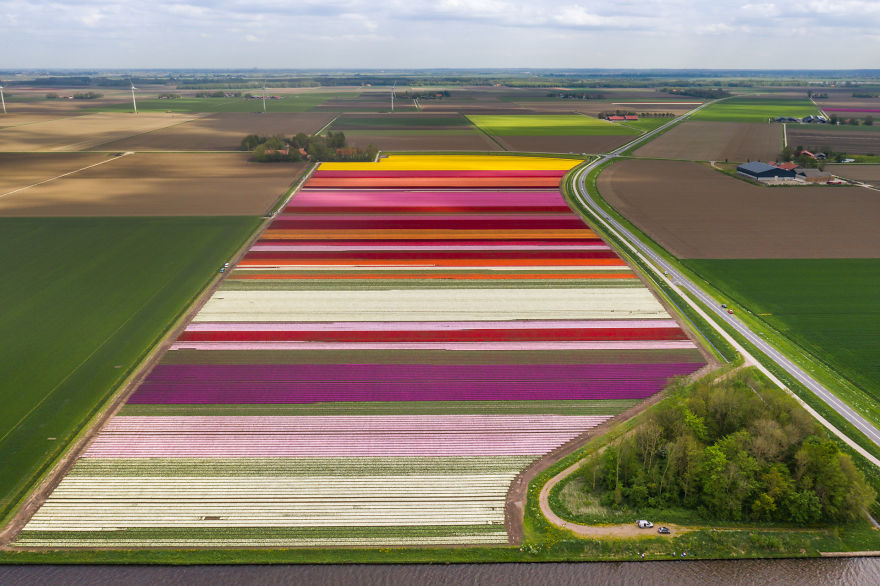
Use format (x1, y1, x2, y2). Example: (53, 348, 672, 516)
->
(568, 103, 880, 463)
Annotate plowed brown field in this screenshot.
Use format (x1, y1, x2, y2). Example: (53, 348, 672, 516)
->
(827, 164, 880, 183)
(0, 112, 201, 151)
(94, 112, 335, 151)
(597, 159, 880, 258)
(787, 127, 880, 156)
(0, 153, 107, 193)
(0, 153, 304, 216)
(343, 131, 500, 151)
(634, 121, 781, 162)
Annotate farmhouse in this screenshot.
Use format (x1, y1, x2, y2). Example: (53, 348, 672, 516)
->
(797, 168, 833, 183)
(737, 161, 796, 180)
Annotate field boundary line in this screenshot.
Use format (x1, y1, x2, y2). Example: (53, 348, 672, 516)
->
(315, 115, 339, 136)
(0, 151, 132, 200)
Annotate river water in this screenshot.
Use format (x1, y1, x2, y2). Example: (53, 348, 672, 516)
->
(2, 558, 879, 586)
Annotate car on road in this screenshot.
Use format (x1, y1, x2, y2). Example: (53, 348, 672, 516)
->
(658, 527, 671, 534)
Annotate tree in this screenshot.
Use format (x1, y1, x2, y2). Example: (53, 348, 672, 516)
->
(866, 116, 874, 126)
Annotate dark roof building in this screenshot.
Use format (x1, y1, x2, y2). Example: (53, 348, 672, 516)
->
(737, 161, 796, 180)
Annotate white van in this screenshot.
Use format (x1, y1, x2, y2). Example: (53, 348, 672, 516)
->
(637, 520, 653, 529)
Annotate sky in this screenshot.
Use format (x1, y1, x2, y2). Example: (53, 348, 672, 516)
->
(2, 0, 880, 69)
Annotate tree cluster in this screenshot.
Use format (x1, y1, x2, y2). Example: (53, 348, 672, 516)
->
(242, 132, 377, 163)
(72, 92, 102, 100)
(659, 87, 731, 99)
(581, 373, 874, 524)
(596, 110, 676, 119)
(195, 91, 241, 98)
(547, 92, 604, 100)
(852, 93, 878, 98)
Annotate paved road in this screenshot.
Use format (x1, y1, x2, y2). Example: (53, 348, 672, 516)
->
(569, 105, 880, 455)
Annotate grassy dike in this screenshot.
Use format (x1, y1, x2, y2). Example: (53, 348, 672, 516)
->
(563, 158, 880, 509)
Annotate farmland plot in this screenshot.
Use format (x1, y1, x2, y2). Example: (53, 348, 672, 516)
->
(16, 154, 706, 548)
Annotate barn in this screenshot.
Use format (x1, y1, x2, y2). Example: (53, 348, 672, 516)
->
(736, 161, 796, 180)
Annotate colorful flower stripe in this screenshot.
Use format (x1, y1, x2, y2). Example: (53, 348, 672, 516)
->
(312, 170, 568, 178)
(267, 218, 589, 230)
(306, 176, 565, 189)
(128, 363, 701, 405)
(273, 213, 579, 222)
(177, 327, 687, 343)
(317, 155, 580, 171)
(184, 319, 678, 332)
(287, 190, 570, 209)
(229, 272, 634, 281)
(258, 229, 601, 240)
(168, 341, 699, 352)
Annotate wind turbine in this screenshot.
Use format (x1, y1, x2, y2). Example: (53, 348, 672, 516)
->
(262, 81, 267, 113)
(0, 84, 6, 115)
(129, 79, 138, 114)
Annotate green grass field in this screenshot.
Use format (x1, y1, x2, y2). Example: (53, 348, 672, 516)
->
(467, 115, 638, 136)
(613, 117, 672, 132)
(0, 216, 260, 523)
(684, 259, 880, 403)
(93, 94, 347, 113)
(691, 97, 820, 122)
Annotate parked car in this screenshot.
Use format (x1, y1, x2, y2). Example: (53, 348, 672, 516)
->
(658, 527, 671, 534)
(637, 520, 654, 529)
(721, 304, 727, 308)
(728, 309, 734, 314)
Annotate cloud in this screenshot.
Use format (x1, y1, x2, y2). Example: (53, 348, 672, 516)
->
(1, 0, 879, 67)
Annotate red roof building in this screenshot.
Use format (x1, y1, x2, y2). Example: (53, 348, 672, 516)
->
(774, 162, 799, 171)
(607, 115, 625, 121)
(624, 115, 639, 120)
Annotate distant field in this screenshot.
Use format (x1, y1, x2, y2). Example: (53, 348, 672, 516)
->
(691, 98, 819, 122)
(0, 152, 305, 216)
(787, 127, 880, 156)
(343, 131, 500, 152)
(94, 94, 348, 113)
(0, 112, 200, 151)
(329, 115, 472, 131)
(634, 121, 782, 161)
(97, 112, 335, 151)
(684, 259, 880, 409)
(597, 159, 880, 258)
(467, 115, 638, 136)
(0, 216, 260, 522)
(826, 164, 880, 183)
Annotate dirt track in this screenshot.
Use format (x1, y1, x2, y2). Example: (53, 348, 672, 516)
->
(0, 153, 305, 216)
(597, 159, 880, 258)
(635, 121, 782, 162)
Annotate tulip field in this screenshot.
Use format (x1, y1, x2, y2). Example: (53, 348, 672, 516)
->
(16, 154, 706, 548)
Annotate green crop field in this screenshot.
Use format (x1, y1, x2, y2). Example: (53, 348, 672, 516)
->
(467, 115, 639, 136)
(684, 259, 880, 402)
(691, 98, 820, 122)
(93, 94, 347, 113)
(0, 216, 260, 523)
(613, 117, 672, 132)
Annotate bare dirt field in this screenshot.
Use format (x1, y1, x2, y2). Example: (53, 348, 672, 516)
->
(344, 131, 501, 151)
(94, 112, 336, 151)
(787, 128, 880, 156)
(827, 164, 880, 183)
(0, 112, 201, 151)
(500, 135, 633, 154)
(597, 159, 880, 258)
(634, 121, 782, 162)
(0, 153, 108, 194)
(0, 152, 305, 216)
(511, 101, 699, 117)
